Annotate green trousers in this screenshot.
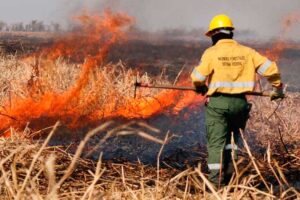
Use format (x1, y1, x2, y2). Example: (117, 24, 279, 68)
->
(205, 94, 251, 186)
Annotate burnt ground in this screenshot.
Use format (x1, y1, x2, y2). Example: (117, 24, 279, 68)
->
(49, 39, 300, 167)
(44, 105, 207, 167)
(1, 33, 300, 166)
(93, 106, 207, 166)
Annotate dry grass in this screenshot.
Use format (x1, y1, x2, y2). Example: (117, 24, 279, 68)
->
(0, 55, 299, 199)
(0, 55, 157, 107)
(0, 111, 299, 199)
(248, 92, 300, 154)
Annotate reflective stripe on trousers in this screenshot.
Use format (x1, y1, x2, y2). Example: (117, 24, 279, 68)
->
(225, 144, 238, 150)
(208, 163, 222, 170)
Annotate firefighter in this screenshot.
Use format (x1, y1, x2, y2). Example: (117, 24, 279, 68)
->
(191, 14, 285, 187)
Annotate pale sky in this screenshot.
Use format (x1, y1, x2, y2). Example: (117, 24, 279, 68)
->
(0, 0, 300, 40)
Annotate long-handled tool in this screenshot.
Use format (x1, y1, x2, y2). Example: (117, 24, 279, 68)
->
(133, 77, 270, 98)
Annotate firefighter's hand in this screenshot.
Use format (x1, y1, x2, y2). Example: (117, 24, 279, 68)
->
(195, 85, 208, 95)
(270, 85, 285, 101)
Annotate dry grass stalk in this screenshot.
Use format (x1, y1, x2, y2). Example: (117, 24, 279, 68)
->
(47, 122, 113, 198)
(195, 164, 221, 200)
(17, 121, 60, 199)
(156, 131, 170, 198)
(267, 143, 284, 188)
(240, 128, 271, 192)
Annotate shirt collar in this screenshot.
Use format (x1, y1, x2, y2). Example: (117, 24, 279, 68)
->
(216, 39, 237, 45)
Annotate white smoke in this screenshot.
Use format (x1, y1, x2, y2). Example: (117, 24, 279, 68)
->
(0, 0, 299, 40)
(79, 0, 300, 41)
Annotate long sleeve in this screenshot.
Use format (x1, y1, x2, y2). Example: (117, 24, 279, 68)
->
(253, 50, 282, 87)
(191, 51, 213, 87)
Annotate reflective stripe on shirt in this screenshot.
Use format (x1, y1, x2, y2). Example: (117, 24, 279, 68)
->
(209, 81, 255, 89)
(192, 68, 207, 82)
(208, 163, 222, 170)
(257, 59, 272, 75)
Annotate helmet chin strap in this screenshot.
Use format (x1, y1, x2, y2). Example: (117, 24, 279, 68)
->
(211, 28, 232, 37)
(218, 29, 232, 34)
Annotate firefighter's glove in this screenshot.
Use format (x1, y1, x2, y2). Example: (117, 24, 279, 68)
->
(195, 85, 208, 95)
(270, 85, 285, 101)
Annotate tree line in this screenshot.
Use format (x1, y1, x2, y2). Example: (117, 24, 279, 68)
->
(0, 20, 61, 32)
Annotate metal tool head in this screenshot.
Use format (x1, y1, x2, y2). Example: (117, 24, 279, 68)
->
(133, 75, 141, 99)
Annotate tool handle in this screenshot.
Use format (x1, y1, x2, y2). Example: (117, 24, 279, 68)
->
(137, 83, 196, 91)
(135, 82, 270, 97)
(245, 91, 270, 97)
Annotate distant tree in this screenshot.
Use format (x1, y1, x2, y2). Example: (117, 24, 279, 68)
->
(51, 22, 61, 32)
(11, 22, 25, 32)
(0, 20, 62, 32)
(36, 21, 45, 32)
(0, 21, 7, 31)
(31, 20, 38, 31)
(25, 23, 31, 32)
(26, 20, 45, 32)
(45, 25, 51, 32)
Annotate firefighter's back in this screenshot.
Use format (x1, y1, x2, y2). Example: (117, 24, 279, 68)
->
(204, 39, 259, 95)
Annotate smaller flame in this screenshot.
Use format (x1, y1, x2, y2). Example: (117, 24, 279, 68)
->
(263, 12, 300, 61)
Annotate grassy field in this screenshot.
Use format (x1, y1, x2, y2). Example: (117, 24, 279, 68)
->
(0, 28, 299, 199)
(0, 53, 298, 199)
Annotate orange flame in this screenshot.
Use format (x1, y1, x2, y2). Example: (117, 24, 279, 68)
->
(263, 12, 300, 61)
(0, 11, 204, 133)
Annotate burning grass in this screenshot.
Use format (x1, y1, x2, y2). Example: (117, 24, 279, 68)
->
(0, 54, 201, 134)
(0, 94, 299, 199)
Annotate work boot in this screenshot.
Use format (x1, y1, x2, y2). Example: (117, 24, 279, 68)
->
(223, 161, 235, 185)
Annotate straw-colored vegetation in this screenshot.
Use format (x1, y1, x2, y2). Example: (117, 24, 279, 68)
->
(0, 55, 159, 109)
(0, 55, 299, 199)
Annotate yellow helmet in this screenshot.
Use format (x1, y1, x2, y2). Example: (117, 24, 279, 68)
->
(206, 14, 235, 37)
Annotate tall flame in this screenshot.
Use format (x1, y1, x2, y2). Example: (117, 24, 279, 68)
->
(0, 11, 203, 133)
